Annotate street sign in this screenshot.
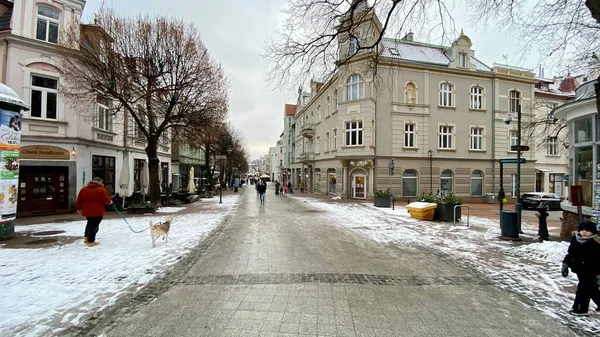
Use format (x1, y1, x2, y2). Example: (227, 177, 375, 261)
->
(215, 155, 227, 160)
(499, 158, 526, 164)
(510, 145, 530, 151)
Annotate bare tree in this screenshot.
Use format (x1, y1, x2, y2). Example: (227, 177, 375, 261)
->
(522, 96, 570, 152)
(265, 0, 600, 107)
(59, 7, 228, 206)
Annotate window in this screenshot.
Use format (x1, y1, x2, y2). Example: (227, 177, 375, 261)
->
(31, 75, 58, 119)
(317, 106, 321, 122)
(346, 74, 364, 101)
(404, 123, 416, 148)
(92, 155, 115, 195)
(509, 130, 518, 151)
(96, 97, 110, 131)
(333, 128, 338, 150)
(327, 96, 331, 116)
(334, 89, 338, 111)
(316, 136, 320, 153)
(36, 6, 59, 44)
(471, 170, 484, 196)
(349, 33, 360, 55)
(509, 90, 520, 113)
(440, 170, 454, 194)
(470, 86, 483, 109)
(438, 125, 454, 149)
(439, 83, 453, 107)
(325, 132, 330, 152)
(345, 120, 363, 146)
(470, 127, 484, 150)
(548, 136, 558, 155)
(458, 53, 467, 68)
(133, 159, 145, 192)
(402, 169, 418, 197)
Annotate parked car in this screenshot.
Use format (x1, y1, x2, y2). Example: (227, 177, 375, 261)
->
(520, 192, 563, 210)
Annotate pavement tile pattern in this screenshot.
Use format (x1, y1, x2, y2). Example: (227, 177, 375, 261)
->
(72, 188, 580, 337)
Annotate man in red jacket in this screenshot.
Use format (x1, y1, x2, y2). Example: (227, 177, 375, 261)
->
(76, 177, 113, 247)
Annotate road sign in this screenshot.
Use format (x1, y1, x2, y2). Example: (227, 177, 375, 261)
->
(499, 158, 526, 164)
(510, 145, 530, 151)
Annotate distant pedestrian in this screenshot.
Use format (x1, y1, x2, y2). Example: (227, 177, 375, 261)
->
(561, 221, 600, 316)
(76, 177, 113, 247)
(535, 203, 550, 241)
(299, 181, 305, 193)
(287, 181, 293, 194)
(257, 180, 267, 204)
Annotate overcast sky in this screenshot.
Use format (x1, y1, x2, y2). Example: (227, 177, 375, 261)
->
(82, 0, 548, 160)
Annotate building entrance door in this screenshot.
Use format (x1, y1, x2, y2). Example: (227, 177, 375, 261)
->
(352, 174, 366, 199)
(18, 166, 69, 216)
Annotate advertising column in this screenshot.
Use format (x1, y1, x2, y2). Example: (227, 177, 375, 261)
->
(0, 109, 21, 239)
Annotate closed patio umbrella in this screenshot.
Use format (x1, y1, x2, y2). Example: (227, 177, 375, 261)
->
(119, 157, 130, 208)
(188, 167, 196, 194)
(141, 161, 149, 196)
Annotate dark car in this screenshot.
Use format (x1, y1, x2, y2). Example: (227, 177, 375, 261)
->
(520, 192, 563, 210)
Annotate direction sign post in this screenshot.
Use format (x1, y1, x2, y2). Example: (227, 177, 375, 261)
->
(510, 145, 530, 152)
(499, 158, 526, 164)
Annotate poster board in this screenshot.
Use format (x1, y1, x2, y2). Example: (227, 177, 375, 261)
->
(0, 109, 21, 222)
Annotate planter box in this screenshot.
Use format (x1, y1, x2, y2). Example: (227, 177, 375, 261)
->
(435, 204, 461, 222)
(127, 206, 156, 214)
(374, 196, 392, 207)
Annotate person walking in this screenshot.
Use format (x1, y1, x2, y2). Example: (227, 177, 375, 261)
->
(561, 221, 600, 315)
(76, 177, 113, 247)
(287, 181, 293, 194)
(257, 180, 267, 204)
(299, 181, 305, 193)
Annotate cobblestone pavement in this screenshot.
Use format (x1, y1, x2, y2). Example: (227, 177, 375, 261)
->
(77, 189, 579, 337)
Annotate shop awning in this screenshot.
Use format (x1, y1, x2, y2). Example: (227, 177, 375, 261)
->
(535, 168, 553, 172)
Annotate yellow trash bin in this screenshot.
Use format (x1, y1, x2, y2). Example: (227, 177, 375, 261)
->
(406, 202, 438, 221)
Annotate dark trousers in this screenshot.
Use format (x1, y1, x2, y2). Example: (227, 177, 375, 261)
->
(573, 273, 600, 313)
(84, 216, 103, 242)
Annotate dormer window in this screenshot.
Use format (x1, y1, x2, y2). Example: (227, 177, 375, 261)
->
(349, 33, 360, 55)
(458, 53, 467, 68)
(36, 6, 60, 44)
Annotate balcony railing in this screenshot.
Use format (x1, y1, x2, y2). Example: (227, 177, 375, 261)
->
(297, 151, 315, 162)
(299, 123, 315, 137)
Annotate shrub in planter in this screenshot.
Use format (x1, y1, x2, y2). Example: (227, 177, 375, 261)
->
(420, 192, 463, 221)
(374, 189, 392, 207)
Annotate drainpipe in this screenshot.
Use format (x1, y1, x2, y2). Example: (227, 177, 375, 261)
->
(2, 40, 8, 83)
(491, 75, 496, 193)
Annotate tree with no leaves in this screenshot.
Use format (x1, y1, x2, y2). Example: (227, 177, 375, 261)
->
(59, 7, 228, 206)
(265, 0, 600, 108)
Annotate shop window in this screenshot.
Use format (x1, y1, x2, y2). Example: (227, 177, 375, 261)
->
(133, 159, 145, 192)
(574, 116, 593, 143)
(471, 170, 483, 196)
(574, 146, 593, 206)
(92, 155, 115, 195)
(402, 169, 418, 196)
(440, 170, 454, 194)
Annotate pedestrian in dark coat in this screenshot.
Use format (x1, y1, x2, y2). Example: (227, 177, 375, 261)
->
(257, 180, 267, 203)
(536, 203, 550, 241)
(76, 177, 113, 247)
(561, 221, 600, 315)
(287, 181, 293, 194)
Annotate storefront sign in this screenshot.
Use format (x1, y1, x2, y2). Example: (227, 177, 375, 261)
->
(20, 145, 70, 160)
(0, 108, 22, 221)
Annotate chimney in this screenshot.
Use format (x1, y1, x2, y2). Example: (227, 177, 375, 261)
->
(402, 31, 414, 42)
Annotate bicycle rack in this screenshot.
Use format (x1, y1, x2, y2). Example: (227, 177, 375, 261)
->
(453, 205, 470, 227)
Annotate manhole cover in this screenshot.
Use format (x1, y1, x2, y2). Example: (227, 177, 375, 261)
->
(24, 238, 58, 245)
(31, 230, 65, 236)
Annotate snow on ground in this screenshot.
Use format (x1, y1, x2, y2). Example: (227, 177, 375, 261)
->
(299, 197, 599, 336)
(0, 195, 240, 337)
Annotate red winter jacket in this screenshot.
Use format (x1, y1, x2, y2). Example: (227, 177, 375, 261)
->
(76, 182, 112, 217)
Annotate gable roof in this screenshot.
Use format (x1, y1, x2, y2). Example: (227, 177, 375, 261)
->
(0, 0, 12, 32)
(380, 38, 492, 72)
(284, 104, 296, 116)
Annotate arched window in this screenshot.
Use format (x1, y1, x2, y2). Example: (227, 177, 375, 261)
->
(346, 74, 364, 101)
(333, 89, 338, 111)
(471, 170, 484, 196)
(470, 86, 483, 109)
(440, 170, 454, 193)
(439, 83, 453, 106)
(36, 6, 60, 44)
(509, 90, 520, 113)
(402, 169, 418, 196)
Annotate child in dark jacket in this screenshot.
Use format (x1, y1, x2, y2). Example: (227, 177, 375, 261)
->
(562, 221, 600, 316)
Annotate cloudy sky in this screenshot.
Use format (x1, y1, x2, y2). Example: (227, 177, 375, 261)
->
(82, 0, 548, 160)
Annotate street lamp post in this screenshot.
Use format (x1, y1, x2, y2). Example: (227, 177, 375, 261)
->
(504, 104, 523, 233)
(428, 150, 433, 193)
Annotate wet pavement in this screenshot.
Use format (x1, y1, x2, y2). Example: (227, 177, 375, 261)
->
(68, 188, 579, 337)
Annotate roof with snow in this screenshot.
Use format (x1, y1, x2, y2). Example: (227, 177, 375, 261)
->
(380, 38, 492, 72)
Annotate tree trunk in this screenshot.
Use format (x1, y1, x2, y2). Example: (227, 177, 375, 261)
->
(145, 140, 161, 207)
(595, 73, 600, 118)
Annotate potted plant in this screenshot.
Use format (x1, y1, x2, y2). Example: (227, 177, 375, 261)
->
(435, 192, 463, 222)
(374, 188, 392, 207)
(127, 201, 157, 214)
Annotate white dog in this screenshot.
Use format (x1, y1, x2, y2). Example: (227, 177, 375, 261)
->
(150, 218, 173, 248)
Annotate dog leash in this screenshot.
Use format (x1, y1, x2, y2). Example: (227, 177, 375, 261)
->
(113, 204, 150, 233)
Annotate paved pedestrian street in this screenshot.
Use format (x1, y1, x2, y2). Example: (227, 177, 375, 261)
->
(73, 188, 580, 337)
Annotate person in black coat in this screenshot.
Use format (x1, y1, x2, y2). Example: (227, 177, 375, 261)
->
(561, 221, 600, 315)
(257, 180, 267, 203)
(535, 202, 550, 241)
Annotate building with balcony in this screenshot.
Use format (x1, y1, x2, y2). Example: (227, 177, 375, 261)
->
(285, 2, 550, 201)
(0, 0, 171, 215)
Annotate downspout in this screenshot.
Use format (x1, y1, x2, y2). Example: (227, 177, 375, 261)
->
(491, 75, 496, 193)
(2, 40, 8, 83)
